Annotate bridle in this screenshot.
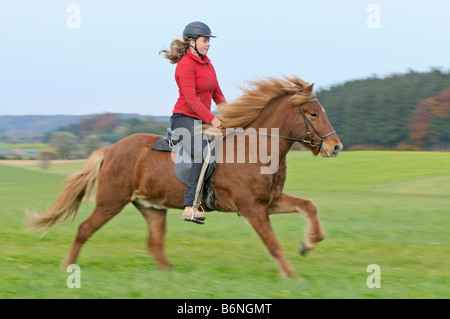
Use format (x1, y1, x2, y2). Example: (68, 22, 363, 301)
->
(297, 98, 337, 151)
(261, 98, 337, 152)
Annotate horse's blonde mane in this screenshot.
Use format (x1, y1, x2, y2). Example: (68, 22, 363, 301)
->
(217, 76, 316, 129)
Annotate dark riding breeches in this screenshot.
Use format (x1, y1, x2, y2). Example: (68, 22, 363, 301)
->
(170, 113, 208, 207)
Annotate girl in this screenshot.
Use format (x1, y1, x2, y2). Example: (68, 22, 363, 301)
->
(160, 21, 226, 224)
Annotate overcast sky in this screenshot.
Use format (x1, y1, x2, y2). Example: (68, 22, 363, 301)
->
(1, 0, 449, 116)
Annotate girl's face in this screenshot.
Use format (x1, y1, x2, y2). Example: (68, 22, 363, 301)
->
(190, 36, 210, 56)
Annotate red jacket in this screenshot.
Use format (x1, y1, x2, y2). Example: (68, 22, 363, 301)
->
(172, 49, 226, 123)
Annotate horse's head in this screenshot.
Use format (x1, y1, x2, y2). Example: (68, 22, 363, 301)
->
(289, 84, 343, 157)
(216, 76, 343, 157)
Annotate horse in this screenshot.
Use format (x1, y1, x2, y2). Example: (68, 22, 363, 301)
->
(27, 76, 343, 278)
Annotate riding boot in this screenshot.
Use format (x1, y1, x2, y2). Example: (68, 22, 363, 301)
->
(181, 206, 206, 224)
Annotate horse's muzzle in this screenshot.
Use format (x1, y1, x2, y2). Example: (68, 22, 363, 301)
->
(321, 142, 343, 158)
(333, 143, 343, 156)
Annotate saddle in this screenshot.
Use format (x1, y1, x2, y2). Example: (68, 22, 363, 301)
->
(152, 128, 217, 211)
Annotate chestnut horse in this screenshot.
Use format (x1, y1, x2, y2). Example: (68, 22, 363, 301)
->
(28, 76, 343, 278)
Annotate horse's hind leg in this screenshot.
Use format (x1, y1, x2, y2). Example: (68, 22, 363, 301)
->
(63, 199, 128, 268)
(132, 200, 171, 270)
(269, 193, 325, 255)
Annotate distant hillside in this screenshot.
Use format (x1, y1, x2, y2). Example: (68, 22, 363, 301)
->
(0, 115, 87, 137)
(0, 114, 170, 140)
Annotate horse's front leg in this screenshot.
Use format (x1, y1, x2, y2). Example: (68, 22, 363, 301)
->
(269, 193, 325, 255)
(237, 200, 297, 278)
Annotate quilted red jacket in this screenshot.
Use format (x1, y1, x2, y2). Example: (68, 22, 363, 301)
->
(172, 49, 226, 123)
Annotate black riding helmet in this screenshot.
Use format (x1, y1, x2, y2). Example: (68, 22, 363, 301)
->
(182, 21, 216, 58)
(183, 21, 216, 41)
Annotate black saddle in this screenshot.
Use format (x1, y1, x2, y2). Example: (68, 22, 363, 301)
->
(151, 128, 179, 152)
(151, 128, 217, 210)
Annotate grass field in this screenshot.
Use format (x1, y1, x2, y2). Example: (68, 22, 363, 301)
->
(0, 151, 449, 299)
(0, 143, 49, 149)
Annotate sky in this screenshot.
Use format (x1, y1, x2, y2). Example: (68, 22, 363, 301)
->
(1, 0, 449, 116)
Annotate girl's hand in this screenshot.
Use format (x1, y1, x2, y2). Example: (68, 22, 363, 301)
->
(210, 116, 222, 128)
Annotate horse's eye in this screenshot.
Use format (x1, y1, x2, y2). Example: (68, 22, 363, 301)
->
(310, 113, 318, 118)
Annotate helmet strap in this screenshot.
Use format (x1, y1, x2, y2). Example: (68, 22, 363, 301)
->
(189, 38, 204, 59)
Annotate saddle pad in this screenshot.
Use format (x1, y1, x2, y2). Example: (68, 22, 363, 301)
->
(173, 140, 216, 185)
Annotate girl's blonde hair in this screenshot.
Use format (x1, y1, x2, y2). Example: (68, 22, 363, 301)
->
(159, 38, 192, 64)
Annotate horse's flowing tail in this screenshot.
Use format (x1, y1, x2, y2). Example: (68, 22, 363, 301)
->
(27, 147, 108, 233)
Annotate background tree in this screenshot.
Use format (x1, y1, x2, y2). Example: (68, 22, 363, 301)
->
(50, 131, 78, 159)
(83, 134, 101, 156)
(410, 87, 450, 150)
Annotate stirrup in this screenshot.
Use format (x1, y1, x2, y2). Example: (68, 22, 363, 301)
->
(190, 205, 205, 225)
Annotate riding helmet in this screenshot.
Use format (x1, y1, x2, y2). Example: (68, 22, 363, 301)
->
(182, 21, 217, 41)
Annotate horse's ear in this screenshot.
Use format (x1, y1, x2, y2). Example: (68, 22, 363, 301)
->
(299, 83, 314, 94)
(305, 83, 314, 92)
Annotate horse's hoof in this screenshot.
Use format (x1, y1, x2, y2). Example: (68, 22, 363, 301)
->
(299, 242, 309, 256)
(159, 263, 173, 271)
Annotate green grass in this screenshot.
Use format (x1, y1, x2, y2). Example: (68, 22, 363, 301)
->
(0, 143, 49, 149)
(0, 151, 449, 298)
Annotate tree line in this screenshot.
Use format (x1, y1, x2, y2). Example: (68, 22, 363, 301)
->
(44, 114, 168, 159)
(316, 68, 450, 151)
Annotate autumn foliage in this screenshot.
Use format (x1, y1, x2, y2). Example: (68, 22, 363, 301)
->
(409, 87, 450, 147)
